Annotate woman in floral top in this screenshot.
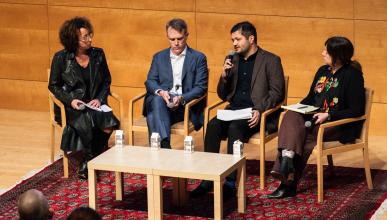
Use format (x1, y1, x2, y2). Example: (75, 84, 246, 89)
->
(268, 36, 365, 199)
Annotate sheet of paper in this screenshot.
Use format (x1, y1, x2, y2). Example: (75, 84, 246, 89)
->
(100, 104, 112, 112)
(281, 103, 319, 114)
(217, 107, 252, 121)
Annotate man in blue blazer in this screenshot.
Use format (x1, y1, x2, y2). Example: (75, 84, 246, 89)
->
(143, 18, 208, 148)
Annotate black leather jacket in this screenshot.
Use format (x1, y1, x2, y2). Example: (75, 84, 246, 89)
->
(48, 47, 111, 123)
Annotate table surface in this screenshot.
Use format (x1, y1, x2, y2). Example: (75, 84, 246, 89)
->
(88, 145, 245, 180)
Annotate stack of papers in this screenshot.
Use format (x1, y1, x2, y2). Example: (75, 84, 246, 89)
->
(217, 108, 252, 121)
(84, 103, 112, 112)
(281, 103, 319, 114)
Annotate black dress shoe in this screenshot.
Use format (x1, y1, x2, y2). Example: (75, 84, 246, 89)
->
(190, 180, 213, 198)
(267, 183, 296, 199)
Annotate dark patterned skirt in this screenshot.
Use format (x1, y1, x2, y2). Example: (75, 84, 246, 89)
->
(60, 108, 120, 152)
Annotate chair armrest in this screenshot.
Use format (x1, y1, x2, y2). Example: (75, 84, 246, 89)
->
(203, 99, 226, 135)
(183, 94, 207, 135)
(109, 92, 124, 128)
(315, 116, 366, 153)
(128, 91, 146, 127)
(259, 103, 283, 135)
(48, 92, 67, 127)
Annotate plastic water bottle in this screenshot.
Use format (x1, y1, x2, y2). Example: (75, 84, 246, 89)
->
(115, 130, 124, 146)
(184, 136, 194, 153)
(233, 140, 244, 157)
(150, 132, 161, 150)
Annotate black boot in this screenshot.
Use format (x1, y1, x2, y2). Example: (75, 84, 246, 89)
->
(92, 130, 112, 157)
(270, 156, 295, 183)
(78, 148, 93, 180)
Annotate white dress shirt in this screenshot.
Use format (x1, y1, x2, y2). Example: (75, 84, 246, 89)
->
(169, 46, 187, 95)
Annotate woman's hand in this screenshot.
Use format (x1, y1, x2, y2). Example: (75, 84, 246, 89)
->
(313, 112, 329, 124)
(71, 99, 84, 110)
(88, 99, 101, 108)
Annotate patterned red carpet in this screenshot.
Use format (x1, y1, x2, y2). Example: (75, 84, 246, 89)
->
(0, 154, 386, 219)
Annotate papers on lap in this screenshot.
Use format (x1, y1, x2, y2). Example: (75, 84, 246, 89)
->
(217, 107, 252, 121)
(281, 103, 319, 114)
(84, 103, 112, 112)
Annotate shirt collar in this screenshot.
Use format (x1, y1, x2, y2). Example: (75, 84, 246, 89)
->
(170, 46, 187, 59)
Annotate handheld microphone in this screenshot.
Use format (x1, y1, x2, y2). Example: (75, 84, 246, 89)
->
(305, 117, 317, 128)
(225, 50, 236, 77)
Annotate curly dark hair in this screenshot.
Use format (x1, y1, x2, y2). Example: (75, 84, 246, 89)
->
(59, 16, 93, 53)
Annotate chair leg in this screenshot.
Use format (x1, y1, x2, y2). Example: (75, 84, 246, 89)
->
(317, 155, 324, 203)
(128, 130, 134, 146)
(326, 155, 334, 176)
(259, 142, 265, 190)
(49, 125, 55, 163)
(363, 147, 373, 189)
(63, 151, 69, 178)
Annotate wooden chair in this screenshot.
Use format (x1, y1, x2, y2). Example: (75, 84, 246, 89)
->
(127, 91, 207, 145)
(204, 76, 289, 190)
(48, 70, 124, 178)
(312, 88, 374, 202)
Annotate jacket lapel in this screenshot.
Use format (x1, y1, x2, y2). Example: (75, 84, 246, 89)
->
(250, 47, 265, 90)
(163, 50, 174, 87)
(182, 47, 192, 82)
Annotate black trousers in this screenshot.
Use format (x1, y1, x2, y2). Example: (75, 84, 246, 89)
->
(204, 117, 260, 180)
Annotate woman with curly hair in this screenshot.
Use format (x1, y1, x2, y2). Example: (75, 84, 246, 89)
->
(48, 17, 119, 179)
(268, 36, 365, 198)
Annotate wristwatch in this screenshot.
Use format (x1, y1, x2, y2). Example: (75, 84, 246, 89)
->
(327, 112, 331, 121)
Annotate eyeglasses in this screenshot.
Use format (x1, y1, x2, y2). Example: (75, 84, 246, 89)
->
(79, 33, 93, 42)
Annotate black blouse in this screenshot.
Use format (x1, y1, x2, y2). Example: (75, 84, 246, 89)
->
(301, 64, 365, 121)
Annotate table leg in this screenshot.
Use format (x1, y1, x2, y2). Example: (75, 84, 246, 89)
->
(237, 162, 246, 213)
(172, 177, 179, 206)
(147, 174, 155, 220)
(213, 180, 223, 220)
(88, 168, 97, 209)
(178, 178, 187, 205)
(115, 171, 123, 200)
(153, 175, 163, 220)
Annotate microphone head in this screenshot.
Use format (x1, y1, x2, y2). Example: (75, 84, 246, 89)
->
(78, 103, 85, 110)
(227, 50, 236, 59)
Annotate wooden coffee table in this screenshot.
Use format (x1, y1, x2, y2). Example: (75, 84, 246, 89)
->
(88, 146, 246, 220)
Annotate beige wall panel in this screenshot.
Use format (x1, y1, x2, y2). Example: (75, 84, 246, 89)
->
(0, 0, 46, 4)
(0, 79, 47, 111)
(196, 13, 353, 96)
(48, 0, 195, 11)
(47, 6, 196, 87)
(355, 0, 387, 20)
(355, 20, 387, 103)
(0, 3, 49, 81)
(196, 0, 353, 19)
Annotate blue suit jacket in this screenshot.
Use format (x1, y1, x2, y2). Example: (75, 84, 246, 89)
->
(143, 46, 208, 130)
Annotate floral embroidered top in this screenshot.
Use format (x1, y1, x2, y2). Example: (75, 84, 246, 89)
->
(300, 63, 365, 142)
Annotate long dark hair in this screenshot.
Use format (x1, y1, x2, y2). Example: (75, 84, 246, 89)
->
(59, 16, 93, 53)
